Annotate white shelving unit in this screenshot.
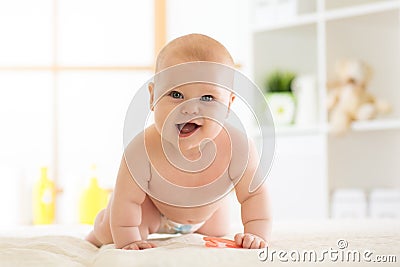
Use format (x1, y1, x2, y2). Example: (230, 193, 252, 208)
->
(251, 0, 400, 220)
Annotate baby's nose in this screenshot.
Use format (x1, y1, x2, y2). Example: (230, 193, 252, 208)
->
(180, 101, 200, 115)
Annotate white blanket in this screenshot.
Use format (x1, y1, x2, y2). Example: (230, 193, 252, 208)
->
(0, 219, 399, 267)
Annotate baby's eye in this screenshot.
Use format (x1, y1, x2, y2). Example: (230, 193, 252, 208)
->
(169, 91, 183, 99)
(200, 95, 214, 102)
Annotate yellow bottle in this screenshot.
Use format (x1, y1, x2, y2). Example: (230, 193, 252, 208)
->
(32, 167, 56, 224)
(79, 165, 109, 225)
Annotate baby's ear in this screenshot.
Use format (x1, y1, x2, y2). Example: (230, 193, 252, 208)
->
(226, 93, 235, 118)
(148, 82, 155, 111)
(228, 93, 236, 110)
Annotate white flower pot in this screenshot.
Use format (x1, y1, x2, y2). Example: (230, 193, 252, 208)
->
(265, 92, 296, 125)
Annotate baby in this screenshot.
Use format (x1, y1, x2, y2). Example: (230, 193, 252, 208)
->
(86, 34, 272, 250)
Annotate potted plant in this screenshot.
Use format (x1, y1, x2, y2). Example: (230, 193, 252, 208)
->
(264, 70, 296, 125)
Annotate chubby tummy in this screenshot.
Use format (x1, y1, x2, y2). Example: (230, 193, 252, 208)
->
(146, 161, 234, 224)
(149, 194, 230, 225)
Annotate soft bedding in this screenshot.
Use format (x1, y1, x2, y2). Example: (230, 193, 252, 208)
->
(0, 219, 399, 267)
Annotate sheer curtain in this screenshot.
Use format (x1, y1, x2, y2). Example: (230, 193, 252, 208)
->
(0, 0, 154, 225)
(0, 0, 249, 226)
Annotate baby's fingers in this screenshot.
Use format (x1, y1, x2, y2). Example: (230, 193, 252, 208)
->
(122, 241, 156, 250)
(234, 233, 266, 249)
(242, 234, 255, 248)
(139, 241, 156, 249)
(122, 243, 139, 250)
(234, 233, 244, 247)
(250, 238, 262, 249)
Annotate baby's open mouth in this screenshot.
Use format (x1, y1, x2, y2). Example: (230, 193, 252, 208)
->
(176, 122, 201, 137)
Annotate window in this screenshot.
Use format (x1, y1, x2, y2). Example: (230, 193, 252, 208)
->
(0, 0, 161, 225)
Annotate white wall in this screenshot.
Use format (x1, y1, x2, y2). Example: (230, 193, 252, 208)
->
(0, 0, 155, 226)
(0, 0, 253, 226)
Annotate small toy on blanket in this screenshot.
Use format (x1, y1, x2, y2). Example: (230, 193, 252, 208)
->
(203, 236, 241, 248)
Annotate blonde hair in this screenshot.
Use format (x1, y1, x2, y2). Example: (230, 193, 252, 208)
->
(155, 34, 234, 72)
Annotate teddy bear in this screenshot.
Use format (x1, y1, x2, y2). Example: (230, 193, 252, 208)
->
(327, 59, 391, 135)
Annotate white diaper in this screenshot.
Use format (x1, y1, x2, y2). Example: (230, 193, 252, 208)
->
(158, 215, 205, 234)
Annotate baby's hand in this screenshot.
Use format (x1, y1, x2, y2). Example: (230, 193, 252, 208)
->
(122, 240, 157, 250)
(234, 233, 266, 249)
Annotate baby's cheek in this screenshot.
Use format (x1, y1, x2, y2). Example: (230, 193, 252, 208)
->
(201, 123, 218, 138)
(153, 107, 169, 125)
(153, 114, 163, 132)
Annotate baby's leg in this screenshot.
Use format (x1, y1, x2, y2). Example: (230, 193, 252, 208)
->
(85, 208, 109, 247)
(137, 195, 162, 238)
(196, 199, 230, 237)
(86, 195, 161, 247)
(85, 205, 113, 247)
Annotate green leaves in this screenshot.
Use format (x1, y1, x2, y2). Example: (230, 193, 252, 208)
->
(265, 70, 296, 93)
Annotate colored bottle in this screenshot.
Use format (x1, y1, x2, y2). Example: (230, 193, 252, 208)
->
(32, 167, 56, 224)
(79, 165, 109, 225)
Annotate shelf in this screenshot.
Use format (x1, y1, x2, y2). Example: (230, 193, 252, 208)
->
(249, 124, 324, 138)
(253, 24, 317, 90)
(253, 1, 400, 32)
(326, 119, 400, 134)
(351, 118, 400, 132)
(263, 124, 323, 136)
(253, 13, 318, 33)
(265, 119, 400, 136)
(324, 0, 400, 21)
(251, 0, 400, 220)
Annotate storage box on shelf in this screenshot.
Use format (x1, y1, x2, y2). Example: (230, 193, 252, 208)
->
(331, 188, 368, 219)
(251, 0, 400, 220)
(369, 189, 400, 218)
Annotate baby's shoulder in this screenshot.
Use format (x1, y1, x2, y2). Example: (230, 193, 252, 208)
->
(124, 127, 153, 168)
(224, 123, 251, 154)
(225, 124, 253, 180)
(125, 130, 146, 157)
(123, 128, 154, 181)
(125, 125, 158, 156)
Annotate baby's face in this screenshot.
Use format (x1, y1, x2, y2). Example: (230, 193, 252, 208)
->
(151, 82, 234, 150)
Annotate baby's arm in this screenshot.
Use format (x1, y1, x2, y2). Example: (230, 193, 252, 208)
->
(110, 131, 156, 250)
(233, 140, 272, 249)
(110, 156, 147, 249)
